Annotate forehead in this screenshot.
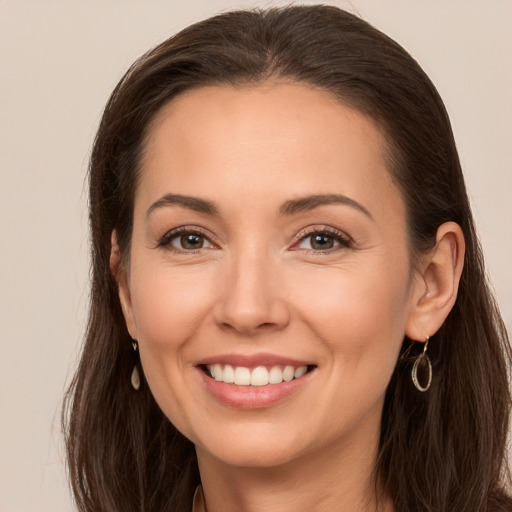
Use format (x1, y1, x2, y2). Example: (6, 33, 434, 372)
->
(137, 83, 403, 222)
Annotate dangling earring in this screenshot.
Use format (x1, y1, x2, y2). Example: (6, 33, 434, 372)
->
(130, 339, 141, 391)
(411, 336, 432, 392)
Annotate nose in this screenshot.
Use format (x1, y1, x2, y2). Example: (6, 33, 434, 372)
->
(213, 250, 290, 336)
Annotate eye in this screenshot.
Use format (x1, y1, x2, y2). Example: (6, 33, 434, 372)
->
(172, 233, 208, 250)
(159, 227, 216, 252)
(304, 233, 337, 250)
(293, 228, 351, 252)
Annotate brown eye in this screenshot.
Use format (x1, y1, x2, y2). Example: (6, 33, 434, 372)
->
(294, 228, 351, 252)
(310, 234, 335, 250)
(172, 233, 205, 250)
(159, 226, 217, 253)
(161, 229, 216, 251)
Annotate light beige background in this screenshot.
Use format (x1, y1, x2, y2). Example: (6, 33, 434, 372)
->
(0, 1, 510, 510)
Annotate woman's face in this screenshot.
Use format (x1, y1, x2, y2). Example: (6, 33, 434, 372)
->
(118, 83, 420, 469)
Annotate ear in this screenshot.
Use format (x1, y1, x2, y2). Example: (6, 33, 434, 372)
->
(405, 222, 465, 341)
(110, 230, 138, 339)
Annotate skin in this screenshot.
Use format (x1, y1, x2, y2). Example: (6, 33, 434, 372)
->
(113, 83, 464, 512)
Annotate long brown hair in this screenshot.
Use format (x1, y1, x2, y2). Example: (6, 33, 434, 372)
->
(63, 5, 511, 511)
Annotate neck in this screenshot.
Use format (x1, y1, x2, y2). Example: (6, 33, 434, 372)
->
(196, 419, 392, 512)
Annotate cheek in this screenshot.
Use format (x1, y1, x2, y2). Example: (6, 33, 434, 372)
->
(127, 260, 221, 436)
(290, 261, 411, 370)
(288, 264, 410, 437)
(129, 261, 216, 347)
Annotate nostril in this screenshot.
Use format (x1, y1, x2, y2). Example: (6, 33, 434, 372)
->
(213, 288, 291, 335)
(219, 320, 279, 334)
(256, 322, 278, 330)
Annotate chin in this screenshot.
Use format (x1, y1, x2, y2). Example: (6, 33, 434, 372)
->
(188, 419, 312, 469)
(199, 440, 304, 469)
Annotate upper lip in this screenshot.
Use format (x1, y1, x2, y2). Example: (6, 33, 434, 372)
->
(197, 352, 315, 368)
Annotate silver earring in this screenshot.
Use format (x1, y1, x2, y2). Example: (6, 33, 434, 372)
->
(411, 336, 432, 392)
(130, 340, 141, 391)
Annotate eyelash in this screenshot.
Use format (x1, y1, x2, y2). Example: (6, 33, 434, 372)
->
(157, 225, 352, 254)
(291, 226, 353, 254)
(157, 226, 215, 253)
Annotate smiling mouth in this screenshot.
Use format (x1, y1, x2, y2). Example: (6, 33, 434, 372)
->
(202, 364, 317, 387)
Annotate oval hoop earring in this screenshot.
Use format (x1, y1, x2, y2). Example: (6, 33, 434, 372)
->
(411, 336, 432, 392)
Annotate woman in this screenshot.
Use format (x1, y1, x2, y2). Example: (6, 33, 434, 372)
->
(63, 5, 512, 511)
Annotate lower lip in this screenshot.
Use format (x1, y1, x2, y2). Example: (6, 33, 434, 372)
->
(198, 368, 313, 409)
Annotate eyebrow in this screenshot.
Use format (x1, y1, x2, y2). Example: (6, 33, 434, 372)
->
(146, 192, 372, 220)
(279, 194, 373, 219)
(147, 194, 220, 217)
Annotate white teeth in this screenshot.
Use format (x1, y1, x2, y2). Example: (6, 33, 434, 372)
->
(234, 367, 251, 386)
(222, 364, 235, 384)
(206, 364, 311, 386)
(268, 366, 283, 384)
(211, 364, 223, 381)
(250, 366, 269, 386)
(282, 366, 295, 382)
(294, 366, 307, 378)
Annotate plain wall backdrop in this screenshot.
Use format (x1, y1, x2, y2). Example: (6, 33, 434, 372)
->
(0, 1, 510, 510)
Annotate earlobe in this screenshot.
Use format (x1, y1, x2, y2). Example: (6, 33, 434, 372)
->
(405, 222, 465, 341)
(110, 230, 138, 339)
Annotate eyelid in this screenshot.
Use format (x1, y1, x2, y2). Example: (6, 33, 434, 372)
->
(156, 224, 352, 253)
(290, 225, 353, 252)
(157, 225, 218, 251)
